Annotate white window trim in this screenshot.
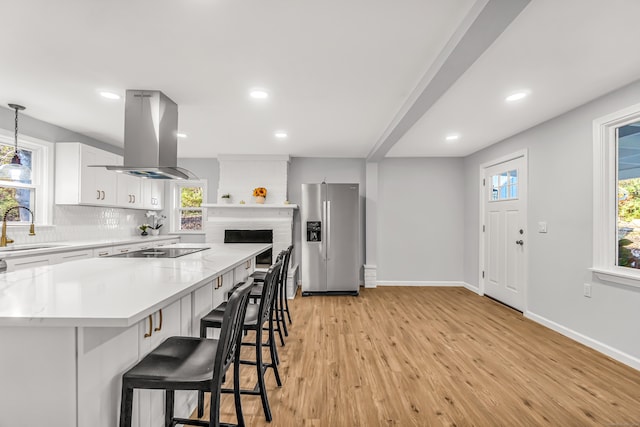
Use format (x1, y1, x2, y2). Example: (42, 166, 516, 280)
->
(0, 129, 53, 226)
(592, 102, 640, 289)
(169, 179, 207, 234)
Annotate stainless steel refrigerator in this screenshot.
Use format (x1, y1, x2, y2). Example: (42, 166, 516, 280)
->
(301, 183, 360, 296)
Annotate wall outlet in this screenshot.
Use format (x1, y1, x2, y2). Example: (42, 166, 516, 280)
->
(584, 283, 592, 298)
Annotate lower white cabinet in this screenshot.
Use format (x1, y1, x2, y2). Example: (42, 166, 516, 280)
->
(49, 249, 93, 265)
(234, 258, 255, 284)
(77, 297, 190, 427)
(138, 300, 183, 427)
(4, 254, 50, 272)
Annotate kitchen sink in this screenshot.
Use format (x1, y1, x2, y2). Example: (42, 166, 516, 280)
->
(0, 244, 68, 253)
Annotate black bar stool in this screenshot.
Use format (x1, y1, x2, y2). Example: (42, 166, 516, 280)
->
(119, 281, 254, 427)
(249, 245, 293, 339)
(199, 260, 283, 422)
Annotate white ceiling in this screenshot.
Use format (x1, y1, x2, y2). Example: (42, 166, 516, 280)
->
(1, 0, 640, 159)
(389, 0, 640, 157)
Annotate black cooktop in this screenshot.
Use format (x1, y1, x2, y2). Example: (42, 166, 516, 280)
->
(109, 247, 210, 258)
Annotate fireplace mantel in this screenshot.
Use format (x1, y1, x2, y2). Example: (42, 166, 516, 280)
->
(202, 204, 298, 210)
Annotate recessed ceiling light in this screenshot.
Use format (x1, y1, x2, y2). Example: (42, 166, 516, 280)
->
(177, 133, 187, 139)
(274, 131, 288, 139)
(100, 91, 121, 100)
(505, 91, 529, 102)
(249, 89, 269, 99)
(446, 134, 460, 141)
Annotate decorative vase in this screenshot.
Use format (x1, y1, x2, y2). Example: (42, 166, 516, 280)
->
(150, 229, 160, 236)
(254, 196, 266, 204)
(141, 230, 148, 236)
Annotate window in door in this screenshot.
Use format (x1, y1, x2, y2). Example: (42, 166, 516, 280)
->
(490, 169, 518, 201)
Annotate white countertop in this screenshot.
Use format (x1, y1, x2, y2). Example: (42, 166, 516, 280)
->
(0, 235, 179, 259)
(0, 243, 269, 328)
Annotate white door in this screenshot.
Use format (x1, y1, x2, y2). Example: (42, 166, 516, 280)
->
(483, 155, 527, 311)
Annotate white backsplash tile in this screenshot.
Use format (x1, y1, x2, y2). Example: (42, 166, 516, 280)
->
(7, 206, 148, 244)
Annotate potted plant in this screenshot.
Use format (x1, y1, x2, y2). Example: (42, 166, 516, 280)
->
(221, 193, 231, 204)
(138, 224, 150, 236)
(253, 187, 267, 204)
(145, 211, 166, 236)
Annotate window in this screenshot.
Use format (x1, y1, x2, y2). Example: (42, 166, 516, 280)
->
(490, 169, 518, 201)
(593, 102, 640, 287)
(171, 180, 207, 233)
(0, 133, 51, 225)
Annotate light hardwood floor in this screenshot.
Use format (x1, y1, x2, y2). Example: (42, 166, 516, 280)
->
(198, 287, 640, 426)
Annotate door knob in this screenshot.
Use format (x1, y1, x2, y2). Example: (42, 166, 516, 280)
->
(516, 240, 524, 245)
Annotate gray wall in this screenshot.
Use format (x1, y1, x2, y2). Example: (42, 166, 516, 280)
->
(463, 79, 640, 361)
(288, 158, 367, 280)
(177, 158, 219, 203)
(377, 158, 465, 282)
(0, 106, 121, 154)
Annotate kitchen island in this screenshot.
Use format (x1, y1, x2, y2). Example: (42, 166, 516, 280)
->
(0, 243, 269, 427)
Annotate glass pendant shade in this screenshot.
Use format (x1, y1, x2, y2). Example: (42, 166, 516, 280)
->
(0, 155, 31, 182)
(0, 104, 31, 183)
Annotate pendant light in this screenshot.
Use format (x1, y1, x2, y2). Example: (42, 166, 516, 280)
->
(0, 104, 31, 182)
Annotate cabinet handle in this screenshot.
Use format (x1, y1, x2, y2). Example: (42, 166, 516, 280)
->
(97, 251, 109, 256)
(101, 190, 105, 200)
(144, 314, 153, 338)
(120, 249, 129, 253)
(154, 309, 163, 332)
(96, 190, 101, 200)
(132, 195, 136, 203)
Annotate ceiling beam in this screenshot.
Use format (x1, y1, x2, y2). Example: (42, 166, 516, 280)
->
(367, 0, 531, 162)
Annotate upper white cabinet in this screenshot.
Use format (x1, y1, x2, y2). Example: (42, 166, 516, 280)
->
(117, 174, 142, 209)
(142, 179, 164, 210)
(56, 142, 118, 206)
(55, 143, 163, 210)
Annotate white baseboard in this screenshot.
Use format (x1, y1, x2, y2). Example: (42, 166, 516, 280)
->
(525, 311, 640, 371)
(376, 281, 467, 287)
(462, 282, 481, 294)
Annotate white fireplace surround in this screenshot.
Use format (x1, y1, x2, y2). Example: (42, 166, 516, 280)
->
(203, 204, 299, 298)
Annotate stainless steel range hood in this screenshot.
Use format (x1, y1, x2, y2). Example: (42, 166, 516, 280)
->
(98, 90, 197, 180)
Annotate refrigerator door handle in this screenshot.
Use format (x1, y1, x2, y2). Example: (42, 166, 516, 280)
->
(326, 200, 331, 260)
(322, 200, 327, 260)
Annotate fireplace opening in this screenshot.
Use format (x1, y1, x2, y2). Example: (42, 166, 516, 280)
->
(224, 229, 272, 266)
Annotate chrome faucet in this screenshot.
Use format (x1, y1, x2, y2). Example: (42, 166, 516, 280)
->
(1, 205, 35, 247)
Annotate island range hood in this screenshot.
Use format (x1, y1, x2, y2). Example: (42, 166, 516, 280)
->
(96, 90, 197, 180)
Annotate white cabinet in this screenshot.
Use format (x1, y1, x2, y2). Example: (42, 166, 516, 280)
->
(77, 298, 185, 427)
(117, 174, 142, 209)
(93, 247, 114, 257)
(192, 280, 215, 339)
(142, 180, 164, 210)
(234, 258, 254, 284)
(4, 254, 51, 272)
(55, 142, 118, 206)
(138, 299, 183, 427)
(55, 142, 160, 210)
(112, 242, 154, 255)
(49, 249, 93, 265)
(155, 238, 180, 247)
